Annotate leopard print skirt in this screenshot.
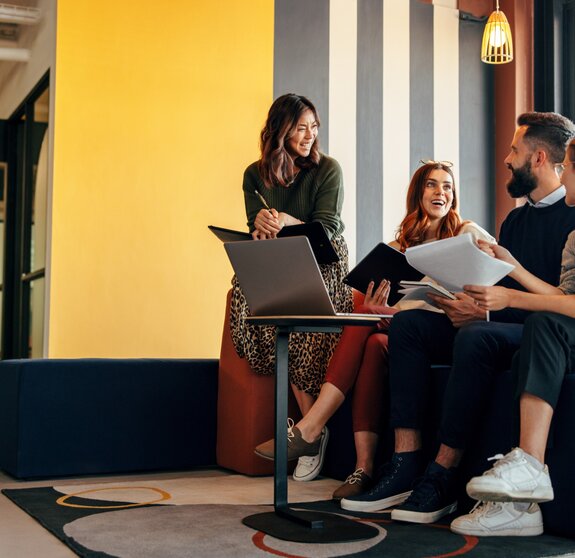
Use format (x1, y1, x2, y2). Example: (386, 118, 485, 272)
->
(229, 235, 353, 396)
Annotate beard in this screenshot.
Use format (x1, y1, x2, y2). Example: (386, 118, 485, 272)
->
(506, 161, 537, 198)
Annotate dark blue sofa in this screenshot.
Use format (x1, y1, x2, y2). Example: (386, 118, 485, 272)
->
(0, 359, 218, 478)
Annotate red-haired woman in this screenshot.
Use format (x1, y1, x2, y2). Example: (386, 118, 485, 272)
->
(230, 94, 354, 479)
(255, 161, 495, 495)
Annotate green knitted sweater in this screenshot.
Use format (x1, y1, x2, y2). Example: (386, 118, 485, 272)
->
(241, 154, 345, 239)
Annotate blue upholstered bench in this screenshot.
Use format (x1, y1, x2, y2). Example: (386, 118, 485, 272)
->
(0, 359, 218, 479)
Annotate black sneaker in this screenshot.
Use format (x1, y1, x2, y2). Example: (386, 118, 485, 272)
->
(340, 451, 423, 512)
(391, 461, 458, 524)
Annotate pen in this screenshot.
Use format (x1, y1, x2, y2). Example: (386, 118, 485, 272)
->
(254, 189, 272, 211)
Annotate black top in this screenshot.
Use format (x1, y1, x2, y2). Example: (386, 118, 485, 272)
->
(492, 198, 575, 323)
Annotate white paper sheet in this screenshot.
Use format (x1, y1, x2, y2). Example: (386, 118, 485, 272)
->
(404, 233, 514, 292)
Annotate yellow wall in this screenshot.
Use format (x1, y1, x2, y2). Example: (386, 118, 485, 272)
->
(50, 0, 273, 357)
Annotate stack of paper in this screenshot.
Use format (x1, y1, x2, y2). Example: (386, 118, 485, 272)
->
(400, 233, 514, 297)
(398, 280, 456, 301)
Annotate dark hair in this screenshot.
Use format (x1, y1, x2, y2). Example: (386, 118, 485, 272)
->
(517, 112, 575, 164)
(395, 163, 463, 252)
(258, 94, 321, 188)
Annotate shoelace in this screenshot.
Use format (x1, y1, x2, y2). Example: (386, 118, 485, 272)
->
(368, 459, 401, 495)
(405, 471, 447, 506)
(467, 500, 500, 516)
(287, 417, 295, 444)
(345, 468, 365, 485)
(485, 449, 522, 473)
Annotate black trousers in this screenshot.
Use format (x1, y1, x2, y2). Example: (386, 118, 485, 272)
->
(388, 310, 523, 450)
(513, 311, 575, 409)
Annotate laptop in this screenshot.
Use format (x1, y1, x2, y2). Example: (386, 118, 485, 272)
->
(224, 236, 392, 319)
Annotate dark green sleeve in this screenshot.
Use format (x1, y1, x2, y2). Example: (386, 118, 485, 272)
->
(242, 162, 265, 232)
(310, 157, 345, 238)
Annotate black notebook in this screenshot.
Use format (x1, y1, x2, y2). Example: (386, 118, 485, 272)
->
(208, 225, 252, 242)
(209, 222, 339, 265)
(344, 243, 424, 306)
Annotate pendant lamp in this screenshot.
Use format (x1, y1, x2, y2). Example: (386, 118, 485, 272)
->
(481, 0, 513, 64)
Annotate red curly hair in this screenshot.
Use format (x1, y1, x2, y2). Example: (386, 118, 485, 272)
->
(395, 162, 464, 252)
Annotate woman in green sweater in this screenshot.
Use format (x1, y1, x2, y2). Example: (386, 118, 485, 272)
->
(229, 94, 354, 480)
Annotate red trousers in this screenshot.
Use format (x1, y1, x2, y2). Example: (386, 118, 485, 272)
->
(324, 304, 399, 433)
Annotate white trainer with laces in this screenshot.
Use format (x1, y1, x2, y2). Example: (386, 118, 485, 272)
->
(466, 448, 554, 503)
(451, 501, 544, 537)
(292, 427, 329, 482)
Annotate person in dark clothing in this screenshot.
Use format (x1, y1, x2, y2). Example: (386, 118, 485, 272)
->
(450, 136, 575, 536)
(340, 112, 575, 526)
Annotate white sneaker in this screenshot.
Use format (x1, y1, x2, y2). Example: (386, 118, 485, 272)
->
(466, 448, 554, 503)
(292, 427, 329, 482)
(451, 501, 544, 537)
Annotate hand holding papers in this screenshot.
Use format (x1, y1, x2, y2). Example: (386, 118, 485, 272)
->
(402, 233, 514, 293)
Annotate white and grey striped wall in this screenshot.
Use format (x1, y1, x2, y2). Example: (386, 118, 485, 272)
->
(274, 0, 495, 264)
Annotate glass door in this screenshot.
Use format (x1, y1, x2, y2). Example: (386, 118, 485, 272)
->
(1, 73, 49, 359)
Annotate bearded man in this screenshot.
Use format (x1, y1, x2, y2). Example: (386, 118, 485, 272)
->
(341, 112, 575, 534)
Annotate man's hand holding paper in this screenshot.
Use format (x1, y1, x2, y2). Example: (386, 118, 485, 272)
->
(428, 291, 487, 327)
(400, 233, 515, 327)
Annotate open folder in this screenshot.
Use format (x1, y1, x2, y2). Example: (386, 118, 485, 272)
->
(209, 222, 339, 265)
(344, 243, 423, 306)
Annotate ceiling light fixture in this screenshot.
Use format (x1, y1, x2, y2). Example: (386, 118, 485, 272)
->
(0, 3, 41, 25)
(481, 0, 513, 64)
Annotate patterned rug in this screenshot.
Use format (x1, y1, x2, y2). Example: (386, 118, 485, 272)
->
(3, 475, 575, 558)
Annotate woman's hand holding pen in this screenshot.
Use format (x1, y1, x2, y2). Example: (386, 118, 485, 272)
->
(364, 279, 391, 306)
(252, 209, 304, 239)
(253, 208, 281, 239)
(252, 189, 303, 239)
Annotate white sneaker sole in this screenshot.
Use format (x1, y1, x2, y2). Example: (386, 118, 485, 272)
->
(467, 481, 554, 503)
(340, 490, 411, 512)
(391, 501, 457, 524)
(292, 428, 329, 482)
(450, 522, 543, 537)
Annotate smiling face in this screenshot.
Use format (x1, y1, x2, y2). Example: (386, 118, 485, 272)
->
(286, 109, 318, 159)
(420, 168, 454, 221)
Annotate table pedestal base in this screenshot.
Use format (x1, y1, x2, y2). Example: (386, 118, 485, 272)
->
(243, 508, 379, 543)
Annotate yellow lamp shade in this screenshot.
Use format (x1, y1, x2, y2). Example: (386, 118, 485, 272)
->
(481, 8, 514, 64)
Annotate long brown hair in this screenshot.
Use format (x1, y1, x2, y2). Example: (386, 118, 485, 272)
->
(258, 93, 321, 188)
(395, 162, 463, 252)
